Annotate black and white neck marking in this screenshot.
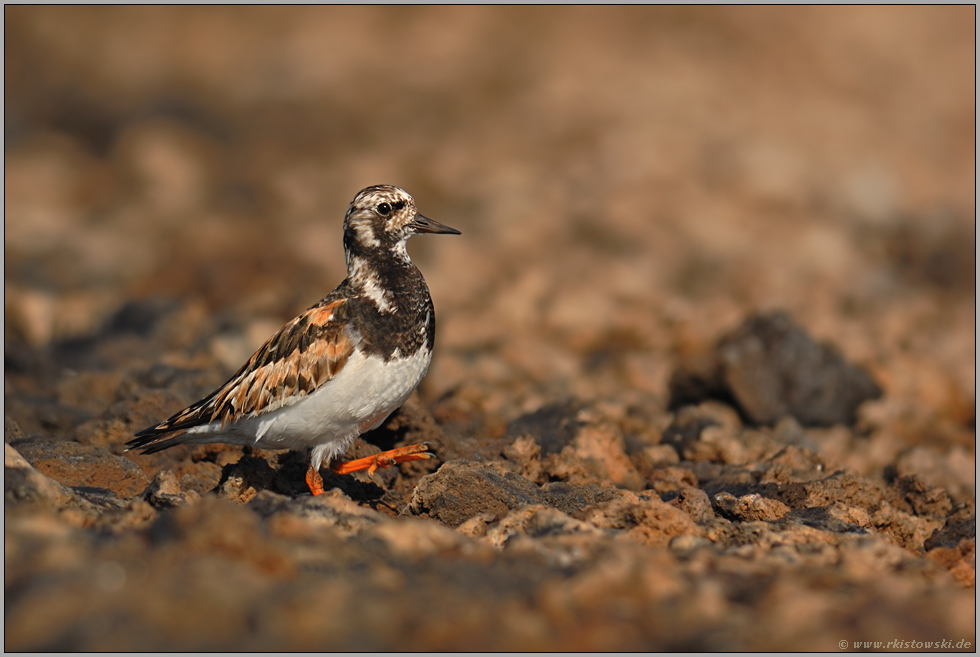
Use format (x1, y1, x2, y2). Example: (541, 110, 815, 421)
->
(338, 185, 460, 359)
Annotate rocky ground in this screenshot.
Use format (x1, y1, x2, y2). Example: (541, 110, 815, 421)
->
(4, 6, 976, 651)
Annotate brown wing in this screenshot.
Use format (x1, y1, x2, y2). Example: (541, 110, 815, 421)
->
(128, 297, 353, 452)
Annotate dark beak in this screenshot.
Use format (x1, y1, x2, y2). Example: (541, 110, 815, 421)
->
(411, 214, 461, 235)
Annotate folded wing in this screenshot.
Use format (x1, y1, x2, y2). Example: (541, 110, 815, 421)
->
(127, 297, 352, 453)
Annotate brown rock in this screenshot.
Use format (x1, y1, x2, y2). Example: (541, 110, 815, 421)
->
(713, 491, 791, 522)
(12, 437, 150, 498)
(408, 460, 625, 529)
(585, 491, 703, 546)
(4, 443, 151, 531)
(5, 442, 82, 510)
(894, 446, 976, 506)
(664, 486, 715, 523)
(145, 469, 202, 508)
(925, 542, 976, 588)
(923, 510, 976, 587)
(894, 474, 953, 520)
(544, 422, 645, 490)
(647, 466, 699, 493)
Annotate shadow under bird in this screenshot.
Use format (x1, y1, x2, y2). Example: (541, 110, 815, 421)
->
(127, 185, 460, 496)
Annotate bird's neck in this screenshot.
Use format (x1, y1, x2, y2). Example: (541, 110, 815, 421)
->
(345, 242, 426, 315)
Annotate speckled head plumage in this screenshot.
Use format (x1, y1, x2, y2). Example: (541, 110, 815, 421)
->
(343, 185, 460, 258)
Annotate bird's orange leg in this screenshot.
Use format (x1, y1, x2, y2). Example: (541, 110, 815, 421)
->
(330, 442, 435, 476)
(306, 465, 326, 497)
(305, 443, 434, 496)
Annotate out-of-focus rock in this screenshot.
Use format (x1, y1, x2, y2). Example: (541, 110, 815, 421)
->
(583, 490, 702, 546)
(893, 474, 953, 520)
(506, 399, 582, 457)
(5, 442, 82, 509)
(923, 508, 976, 587)
(11, 436, 150, 497)
(144, 469, 201, 508)
(408, 460, 625, 528)
(669, 311, 882, 427)
(713, 491, 791, 522)
(893, 445, 975, 505)
(663, 486, 715, 522)
(408, 461, 546, 528)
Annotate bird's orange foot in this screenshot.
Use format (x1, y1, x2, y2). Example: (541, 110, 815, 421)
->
(306, 465, 326, 497)
(329, 442, 435, 476)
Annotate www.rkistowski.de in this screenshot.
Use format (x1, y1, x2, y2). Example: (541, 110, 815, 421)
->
(845, 639, 972, 650)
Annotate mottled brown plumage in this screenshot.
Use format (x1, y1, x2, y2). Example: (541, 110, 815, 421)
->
(135, 298, 351, 442)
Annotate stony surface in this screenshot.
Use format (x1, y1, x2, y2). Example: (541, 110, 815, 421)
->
(4, 6, 975, 652)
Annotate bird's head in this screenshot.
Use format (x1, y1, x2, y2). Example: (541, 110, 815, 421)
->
(343, 185, 459, 259)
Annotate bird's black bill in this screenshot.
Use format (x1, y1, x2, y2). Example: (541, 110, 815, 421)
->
(411, 214, 461, 235)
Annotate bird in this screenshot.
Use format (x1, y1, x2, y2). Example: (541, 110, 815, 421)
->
(127, 185, 460, 496)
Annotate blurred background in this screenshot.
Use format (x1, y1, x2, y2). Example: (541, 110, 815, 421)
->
(5, 6, 975, 473)
(4, 7, 976, 651)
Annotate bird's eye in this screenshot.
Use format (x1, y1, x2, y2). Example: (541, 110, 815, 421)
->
(376, 202, 392, 217)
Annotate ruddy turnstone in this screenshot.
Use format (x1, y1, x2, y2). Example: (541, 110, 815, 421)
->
(127, 185, 460, 496)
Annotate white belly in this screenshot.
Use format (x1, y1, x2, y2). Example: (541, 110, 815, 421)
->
(186, 345, 432, 466)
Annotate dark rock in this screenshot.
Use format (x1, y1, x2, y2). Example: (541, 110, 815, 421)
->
(408, 460, 546, 527)
(4, 393, 96, 439)
(103, 298, 184, 337)
(924, 509, 976, 551)
(883, 210, 976, 292)
(669, 311, 882, 427)
(894, 474, 953, 520)
(660, 405, 719, 457)
(922, 509, 976, 587)
(248, 488, 391, 537)
(506, 399, 582, 457)
(782, 505, 869, 534)
(71, 486, 124, 507)
(408, 460, 622, 528)
(216, 455, 296, 503)
(539, 480, 624, 517)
